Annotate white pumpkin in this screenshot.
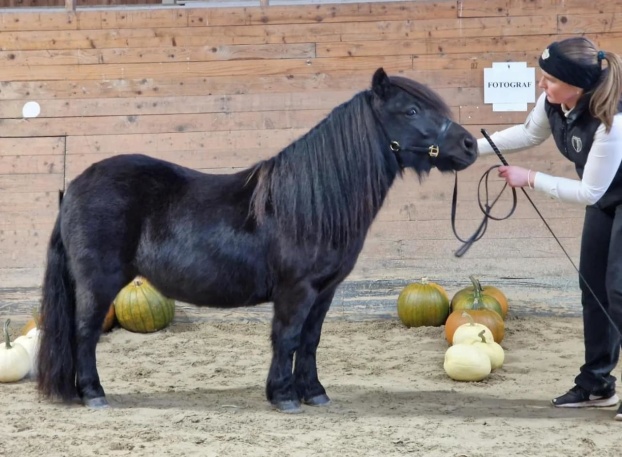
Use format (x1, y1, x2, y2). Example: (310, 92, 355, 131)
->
(444, 343, 491, 381)
(452, 321, 494, 346)
(471, 330, 505, 370)
(0, 319, 31, 383)
(14, 327, 40, 377)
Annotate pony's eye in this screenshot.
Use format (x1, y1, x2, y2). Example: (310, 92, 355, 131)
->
(406, 108, 417, 117)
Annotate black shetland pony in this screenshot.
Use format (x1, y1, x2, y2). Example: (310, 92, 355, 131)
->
(37, 68, 477, 413)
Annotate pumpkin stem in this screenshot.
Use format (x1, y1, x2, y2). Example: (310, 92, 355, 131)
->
(469, 275, 483, 292)
(469, 276, 484, 310)
(3, 319, 12, 349)
(461, 311, 475, 326)
(478, 329, 488, 343)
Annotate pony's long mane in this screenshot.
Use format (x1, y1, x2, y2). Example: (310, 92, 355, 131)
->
(250, 91, 391, 247)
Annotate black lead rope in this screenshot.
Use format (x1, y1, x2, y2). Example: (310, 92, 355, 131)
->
(452, 128, 622, 338)
(451, 165, 517, 257)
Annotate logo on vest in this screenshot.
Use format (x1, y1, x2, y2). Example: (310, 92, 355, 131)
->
(571, 136, 583, 153)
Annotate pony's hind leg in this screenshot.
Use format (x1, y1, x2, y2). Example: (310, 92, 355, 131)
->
(74, 273, 128, 408)
(267, 284, 318, 413)
(294, 288, 336, 406)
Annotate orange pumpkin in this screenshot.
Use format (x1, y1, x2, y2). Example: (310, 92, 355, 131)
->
(450, 275, 505, 319)
(21, 318, 38, 336)
(102, 304, 116, 332)
(22, 306, 116, 334)
(444, 307, 505, 344)
(20, 308, 40, 336)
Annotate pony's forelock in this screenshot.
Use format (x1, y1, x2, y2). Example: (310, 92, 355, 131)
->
(389, 76, 453, 119)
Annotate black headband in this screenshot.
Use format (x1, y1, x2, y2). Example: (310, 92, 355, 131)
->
(538, 41, 603, 90)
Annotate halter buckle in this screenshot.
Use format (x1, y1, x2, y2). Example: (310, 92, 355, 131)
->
(428, 145, 440, 158)
(390, 141, 400, 152)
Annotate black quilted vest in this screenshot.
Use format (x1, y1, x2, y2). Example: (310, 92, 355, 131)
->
(544, 96, 622, 209)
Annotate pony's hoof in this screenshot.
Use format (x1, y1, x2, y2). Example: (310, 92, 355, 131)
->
(272, 400, 303, 414)
(84, 397, 110, 409)
(304, 394, 331, 406)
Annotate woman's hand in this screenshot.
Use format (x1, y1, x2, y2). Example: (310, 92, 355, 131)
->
(498, 165, 533, 188)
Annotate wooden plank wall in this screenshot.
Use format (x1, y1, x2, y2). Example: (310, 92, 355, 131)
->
(0, 0, 620, 308)
(0, 0, 159, 7)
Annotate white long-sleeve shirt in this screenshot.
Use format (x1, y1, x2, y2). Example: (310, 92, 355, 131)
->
(477, 93, 622, 205)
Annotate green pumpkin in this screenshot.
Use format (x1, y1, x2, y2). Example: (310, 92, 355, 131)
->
(450, 275, 503, 318)
(114, 276, 175, 333)
(451, 276, 509, 319)
(397, 278, 450, 327)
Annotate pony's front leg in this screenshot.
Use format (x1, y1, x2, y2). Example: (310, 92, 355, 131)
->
(294, 287, 336, 407)
(267, 285, 317, 413)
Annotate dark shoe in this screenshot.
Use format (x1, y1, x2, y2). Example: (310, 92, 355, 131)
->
(552, 385, 619, 408)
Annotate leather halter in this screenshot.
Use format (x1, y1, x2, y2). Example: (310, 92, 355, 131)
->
(375, 110, 453, 169)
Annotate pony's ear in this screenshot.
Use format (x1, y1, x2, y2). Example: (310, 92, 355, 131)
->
(372, 68, 391, 98)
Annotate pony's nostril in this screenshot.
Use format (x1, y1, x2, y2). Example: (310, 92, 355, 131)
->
(464, 136, 477, 155)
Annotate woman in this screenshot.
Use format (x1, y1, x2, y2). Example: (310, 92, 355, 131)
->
(477, 36, 622, 420)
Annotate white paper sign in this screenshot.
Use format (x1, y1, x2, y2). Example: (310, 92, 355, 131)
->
(484, 62, 535, 112)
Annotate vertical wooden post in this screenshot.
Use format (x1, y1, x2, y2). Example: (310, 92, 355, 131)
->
(260, 0, 269, 6)
(65, 0, 76, 12)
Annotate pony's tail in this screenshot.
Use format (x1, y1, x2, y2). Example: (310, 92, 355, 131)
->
(37, 214, 77, 403)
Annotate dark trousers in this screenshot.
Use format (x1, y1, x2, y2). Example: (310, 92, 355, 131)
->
(575, 204, 622, 392)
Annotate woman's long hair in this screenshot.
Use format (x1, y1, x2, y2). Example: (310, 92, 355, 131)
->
(558, 37, 622, 132)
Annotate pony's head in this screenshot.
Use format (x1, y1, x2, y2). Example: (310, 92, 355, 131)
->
(370, 68, 478, 175)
